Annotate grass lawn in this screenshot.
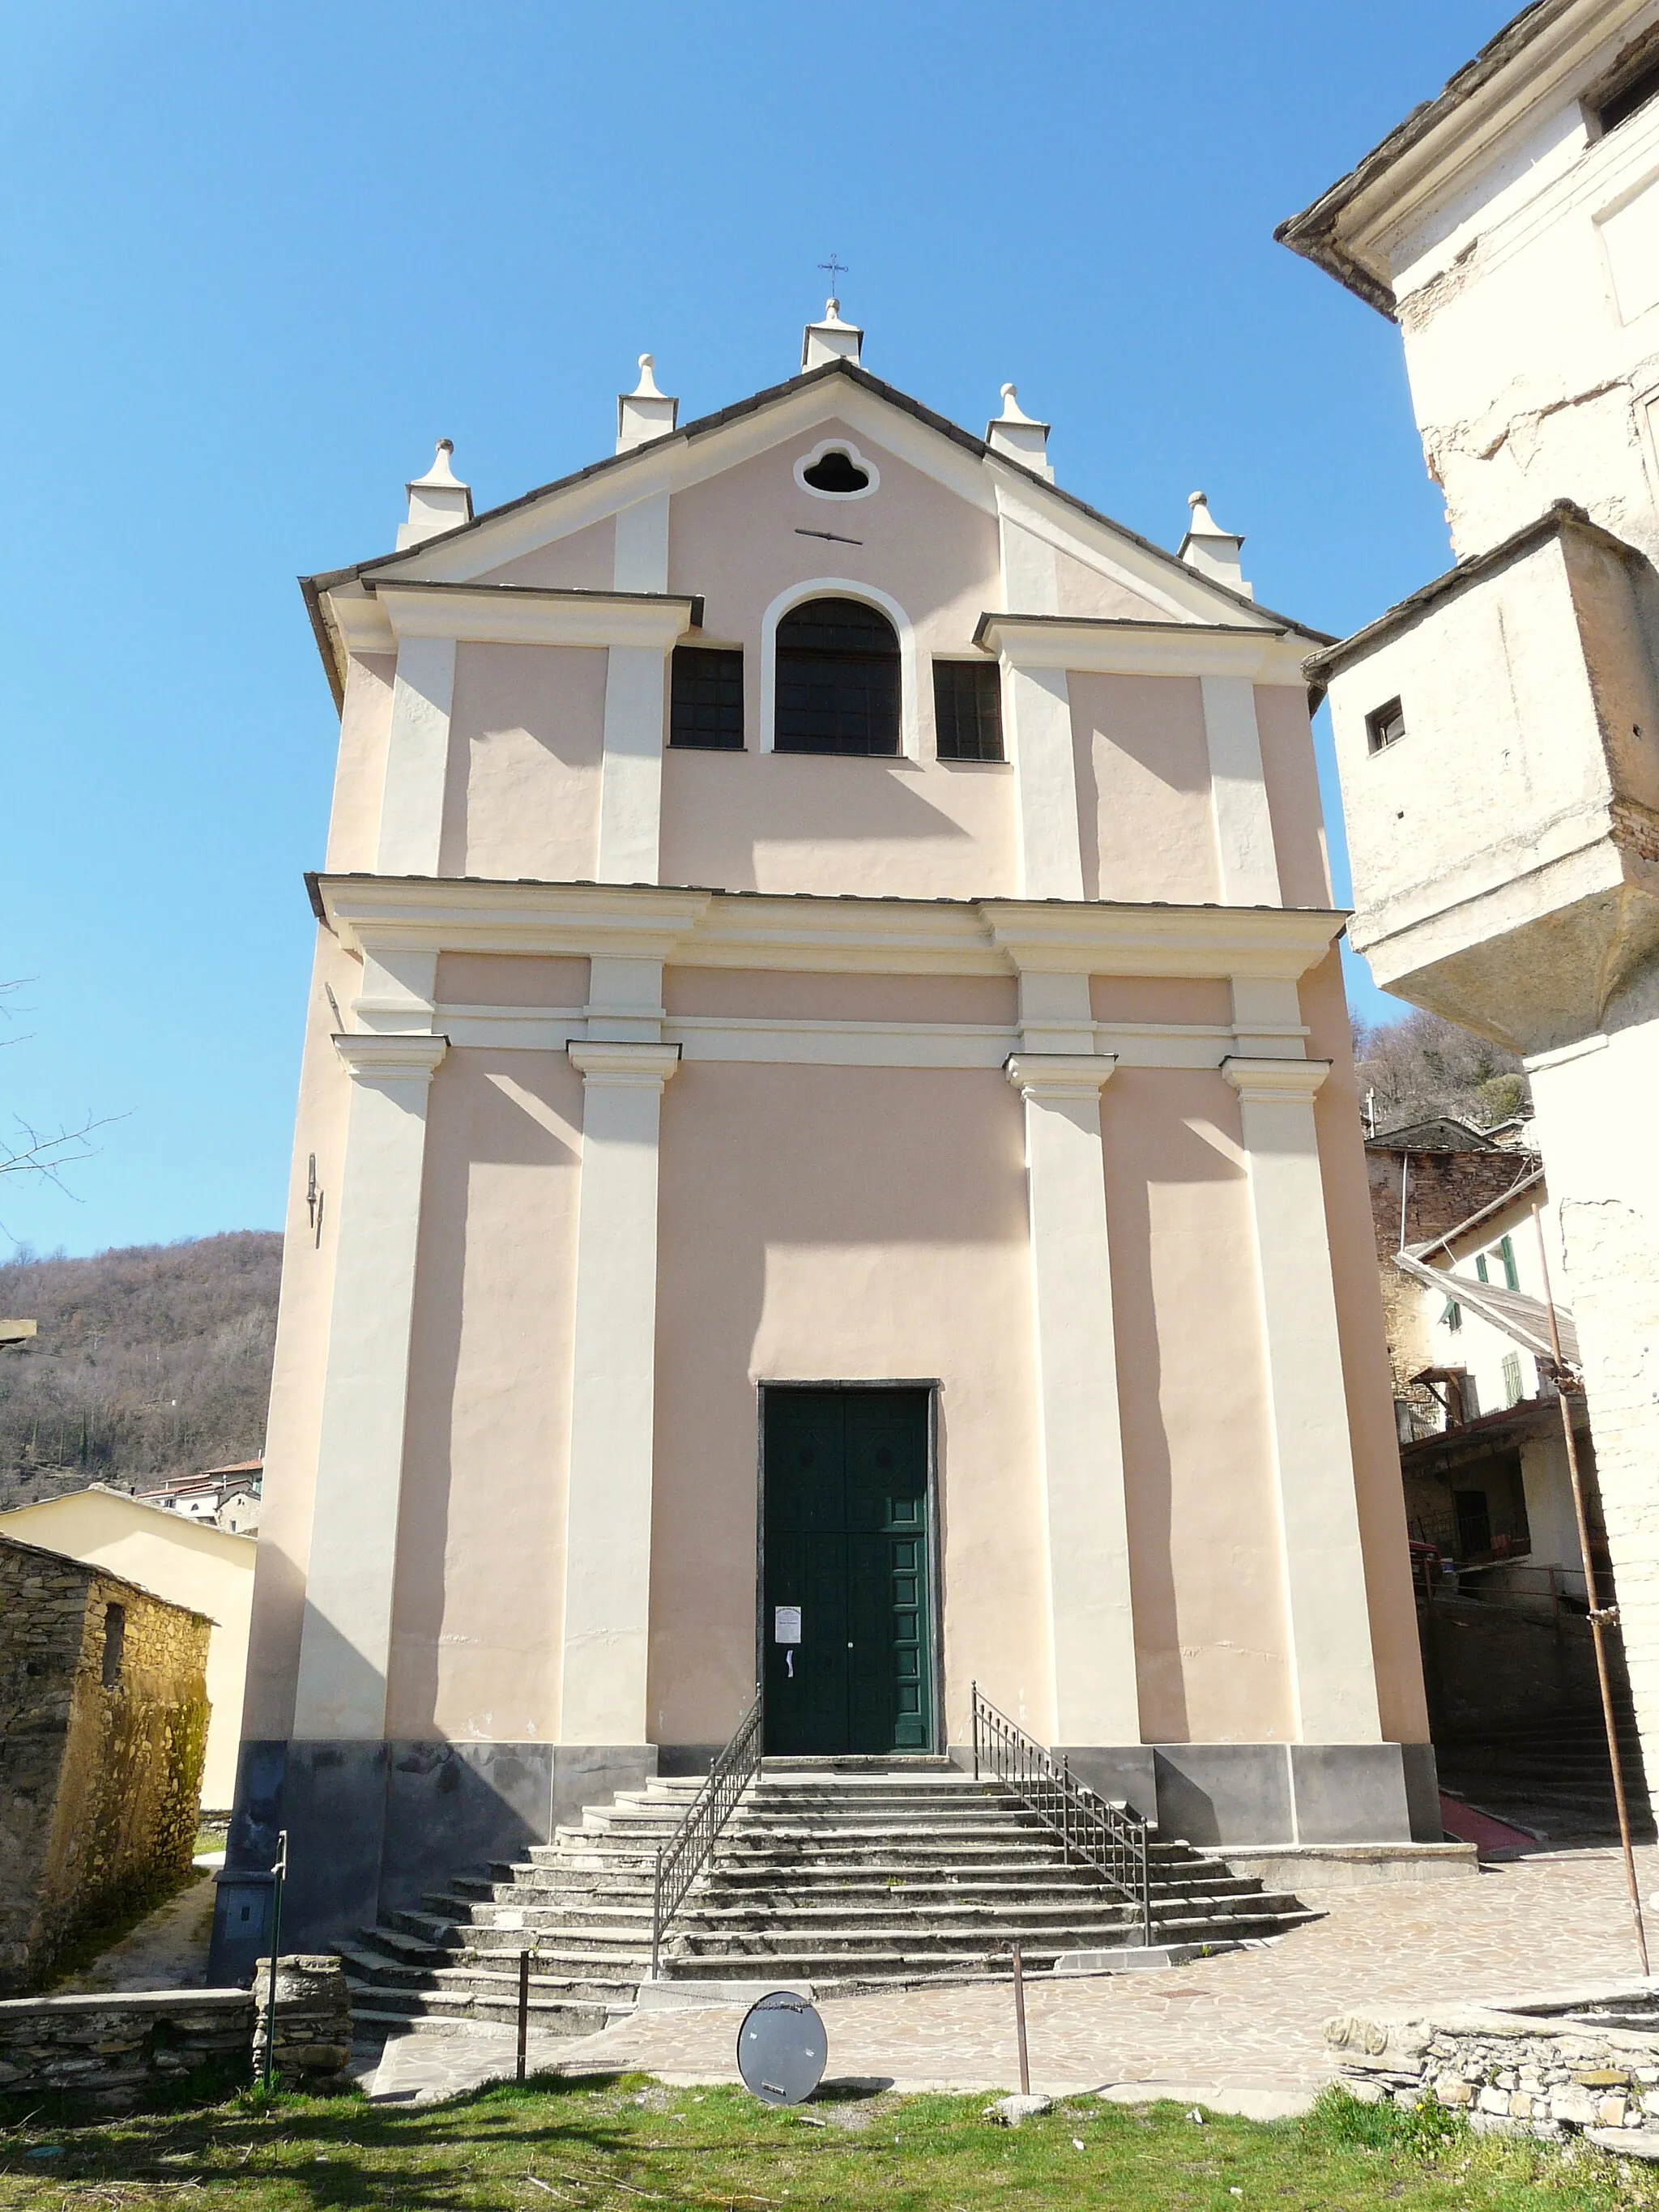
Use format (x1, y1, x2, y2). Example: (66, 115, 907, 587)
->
(2, 2073, 1657, 2210)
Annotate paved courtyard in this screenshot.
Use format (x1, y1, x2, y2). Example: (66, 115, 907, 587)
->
(364, 1843, 1659, 2109)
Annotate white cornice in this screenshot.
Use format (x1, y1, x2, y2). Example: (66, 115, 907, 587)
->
(331, 587, 396, 658)
(371, 581, 695, 651)
(980, 899, 1342, 981)
(314, 876, 1346, 984)
(976, 613, 1305, 684)
(332, 1031, 450, 1080)
(318, 880, 714, 961)
(568, 1040, 682, 1086)
(1221, 1055, 1333, 1102)
(1005, 1051, 1119, 1100)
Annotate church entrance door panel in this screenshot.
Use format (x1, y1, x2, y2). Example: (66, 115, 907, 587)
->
(762, 1387, 933, 1757)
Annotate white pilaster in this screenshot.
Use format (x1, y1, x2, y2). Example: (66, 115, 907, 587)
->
(378, 637, 455, 875)
(560, 1038, 682, 1744)
(1221, 1055, 1384, 1745)
(613, 489, 671, 592)
(292, 1032, 449, 1741)
(1005, 1050, 1139, 1745)
(1201, 675, 1281, 906)
(597, 479, 672, 885)
(597, 649, 668, 884)
(995, 484, 1083, 898)
(1004, 664, 1085, 899)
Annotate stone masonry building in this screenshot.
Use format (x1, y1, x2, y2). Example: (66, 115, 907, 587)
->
(1279, 0, 1659, 1800)
(0, 1534, 211, 1994)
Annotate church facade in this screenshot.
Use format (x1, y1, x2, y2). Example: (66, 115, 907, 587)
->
(222, 305, 1435, 1953)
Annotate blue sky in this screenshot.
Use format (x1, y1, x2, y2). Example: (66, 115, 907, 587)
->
(2, 1, 1510, 1256)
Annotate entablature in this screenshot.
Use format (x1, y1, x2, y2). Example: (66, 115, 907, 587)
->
(311, 872, 1346, 985)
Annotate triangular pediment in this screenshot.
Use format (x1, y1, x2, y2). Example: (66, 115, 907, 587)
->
(309, 360, 1316, 646)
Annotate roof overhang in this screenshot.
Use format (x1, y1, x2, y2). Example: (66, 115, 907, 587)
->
(1276, 1, 1647, 316)
(1303, 499, 1640, 692)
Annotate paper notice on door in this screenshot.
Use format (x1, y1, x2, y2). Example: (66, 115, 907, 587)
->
(774, 1605, 802, 1646)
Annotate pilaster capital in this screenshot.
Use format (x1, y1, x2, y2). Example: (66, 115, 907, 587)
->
(569, 1041, 682, 1089)
(332, 1032, 450, 1084)
(1004, 1052, 1118, 1102)
(1221, 1055, 1331, 1104)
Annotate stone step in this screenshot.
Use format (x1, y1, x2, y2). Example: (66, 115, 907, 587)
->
(346, 1757, 1314, 2039)
(339, 1972, 612, 2035)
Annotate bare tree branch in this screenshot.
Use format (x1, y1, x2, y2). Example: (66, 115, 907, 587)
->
(1, 1109, 129, 1188)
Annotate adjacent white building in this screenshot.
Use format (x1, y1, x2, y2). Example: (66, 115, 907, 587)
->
(1280, 0, 1659, 1785)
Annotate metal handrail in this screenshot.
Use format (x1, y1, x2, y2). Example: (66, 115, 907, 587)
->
(971, 1681, 1153, 1947)
(650, 1685, 764, 1980)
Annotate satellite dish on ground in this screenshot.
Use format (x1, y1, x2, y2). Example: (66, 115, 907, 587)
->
(736, 1991, 828, 2106)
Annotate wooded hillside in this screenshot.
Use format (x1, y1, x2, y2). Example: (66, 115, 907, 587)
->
(0, 1233, 281, 1510)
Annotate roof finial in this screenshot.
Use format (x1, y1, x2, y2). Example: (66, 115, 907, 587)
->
(630, 353, 667, 400)
(987, 382, 1053, 479)
(801, 292, 864, 372)
(616, 351, 678, 452)
(1179, 490, 1251, 596)
(398, 437, 472, 548)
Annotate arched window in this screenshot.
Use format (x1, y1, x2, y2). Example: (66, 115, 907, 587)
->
(774, 596, 901, 756)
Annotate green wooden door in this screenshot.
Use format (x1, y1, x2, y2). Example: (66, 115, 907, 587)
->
(763, 1388, 933, 1756)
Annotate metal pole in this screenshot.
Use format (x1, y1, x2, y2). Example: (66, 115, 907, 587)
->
(972, 1682, 979, 1781)
(1009, 1942, 1030, 2097)
(1533, 1212, 1649, 1975)
(262, 1829, 287, 2095)
(516, 1950, 530, 2082)
(1140, 1824, 1153, 1950)
(650, 1846, 663, 1982)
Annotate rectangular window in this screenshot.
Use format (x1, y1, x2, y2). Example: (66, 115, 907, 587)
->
(1442, 1298, 1462, 1333)
(1366, 697, 1405, 753)
(933, 660, 1004, 761)
(1498, 1234, 1519, 1290)
(669, 646, 744, 750)
(1502, 1352, 1524, 1408)
(100, 1603, 126, 1690)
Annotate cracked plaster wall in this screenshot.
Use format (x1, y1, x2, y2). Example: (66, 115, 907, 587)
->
(1388, 78, 1659, 564)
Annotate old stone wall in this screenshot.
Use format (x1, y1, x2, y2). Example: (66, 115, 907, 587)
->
(0, 1991, 253, 2112)
(0, 1535, 211, 1994)
(1326, 2001, 1659, 2150)
(1367, 1145, 1539, 1406)
(1367, 1145, 1539, 1264)
(250, 1954, 352, 2090)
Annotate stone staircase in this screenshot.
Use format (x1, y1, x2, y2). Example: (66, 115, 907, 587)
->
(339, 1759, 1318, 2039)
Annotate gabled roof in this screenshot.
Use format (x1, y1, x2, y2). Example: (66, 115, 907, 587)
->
(1367, 1115, 1502, 1153)
(301, 357, 1329, 705)
(1395, 1248, 1579, 1366)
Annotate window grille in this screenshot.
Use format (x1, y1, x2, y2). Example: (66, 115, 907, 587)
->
(670, 646, 744, 750)
(933, 660, 1004, 761)
(774, 597, 900, 757)
(1502, 1352, 1524, 1409)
